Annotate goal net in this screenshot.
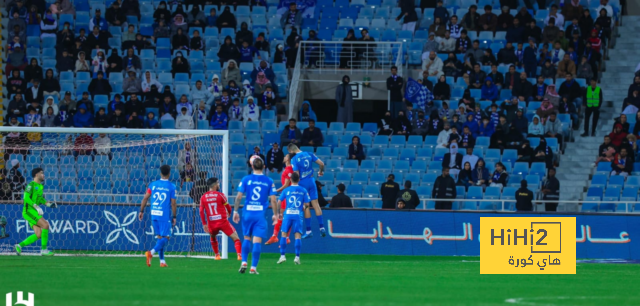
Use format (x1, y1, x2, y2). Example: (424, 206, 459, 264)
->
(0, 126, 229, 259)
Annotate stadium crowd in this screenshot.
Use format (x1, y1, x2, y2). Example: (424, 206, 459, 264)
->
(1, 0, 620, 211)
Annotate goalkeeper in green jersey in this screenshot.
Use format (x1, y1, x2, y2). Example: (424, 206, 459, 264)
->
(15, 168, 57, 256)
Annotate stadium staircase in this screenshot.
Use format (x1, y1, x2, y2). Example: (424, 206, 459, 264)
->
(557, 16, 636, 209)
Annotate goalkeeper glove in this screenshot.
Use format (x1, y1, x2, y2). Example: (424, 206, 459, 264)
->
(35, 205, 44, 216)
(45, 202, 58, 208)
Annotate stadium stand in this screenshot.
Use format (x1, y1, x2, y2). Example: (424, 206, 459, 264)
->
(0, 0, 626, 212)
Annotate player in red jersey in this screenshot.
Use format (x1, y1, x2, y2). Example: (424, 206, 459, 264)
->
(199, 177, 243, 260)
(265, 153, 294, 245)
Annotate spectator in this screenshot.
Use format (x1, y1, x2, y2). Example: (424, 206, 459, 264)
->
(533, 137, 554, 169)
(442, 143, 463, 176)
(394, 181, 418, 209)
(301, 119, 323, 147)
(455, 29, 472, 54)
(422, 51, 444, 78)
(171, 14, 188, 37)
(556, 54, 576, 78)
(456, 161, 473, 190)
(609, 123, 628, 147)
(576, 56, 594, 80)
(433, 167, 457, 209)
(7, 160, 25, 194)
(543, 4, 564, 28)
(120, 70, 141, 97)
(466, 63, 486, 88)
(431, 75, 451, 100)
(344, 135, 365, 165)
(73, 104, 93, 128)
(479, 5, 497, 32)
(280, 2, 302, 30)
(106, 1, 125, 26)
(225, 98, 242, 122)
(259, 85, 276, 110)
(535, 99, 556, 124)
(109, 108, 126, 127)
(396, 0, 418, 31)
(171, 27, 189, 51)
(497, 5, 514, 31)
(378, 111, 394, 136)
(186, 5, 205, 29)
(437, 30, 456, 53)
(247, 146, 265, 168)
(189, 80, 214, 108)
(281, 118, 302, 146)
(541, 168, 560, 211)
(7, 94, 27, 121)
(489, 162, 509, 188)
(40, 96, 57, 116)
(481, 77, 499, 101)
(242, 96, 259, 125)
(23, 58, 42, 85)
(177, 142, 194, 174)
(171, 94, 191, 117)
(544, 112, 563, 145)
(221, 60, 241, 88)
(505, 18, 524, 44)
(428, 17, 446, 39)
(42, 107, 56, 127)
(461, 5, 479, 32)
(7, 70, 26, 97)
(171, 51, 190, 77)
(74, 51, 90, 73)
(39, 10, 57, 39)
(394, 110, 413, 138)
(266, 143, 284, 173)
(144, 112, 159, 129)
(335, 75, 354, 124)
(208, 74, 223, 99)
(216, 6, 236, 29)
(153, 1, 170, 24)
(94, 107, 109, 128)
(558, 73, 583, 109)
(252, 72, 271, 97)
(126, 110, 143, 128)
(386, 66, 405, 116)
(86, 25, 110, 50)
(209, 105, 228, 130)
(121, 48, 141, 74)
(596, 0, 614, 17)
(522, 38, 538, 77)
(24, 106, 41, 127)
(5, 44, 27, 76)
(88, 71, 112, 97)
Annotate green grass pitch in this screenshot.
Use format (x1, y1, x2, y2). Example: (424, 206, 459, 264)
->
(2, 254, 640, 305)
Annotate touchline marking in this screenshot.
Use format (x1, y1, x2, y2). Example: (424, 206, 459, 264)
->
(505, 296, 616, 305)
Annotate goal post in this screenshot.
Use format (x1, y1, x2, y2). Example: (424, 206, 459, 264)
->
(0, 126, 230, 259)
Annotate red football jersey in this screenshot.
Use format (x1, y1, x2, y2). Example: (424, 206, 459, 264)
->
(199, 191, 230, 225)
(282, 166, 293, 185)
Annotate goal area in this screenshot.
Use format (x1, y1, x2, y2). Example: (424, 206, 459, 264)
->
(0, 127, 230, 259)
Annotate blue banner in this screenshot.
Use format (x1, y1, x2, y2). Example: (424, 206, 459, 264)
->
(0, 204, 637, 259)
(277, 0, 316, 18)
(404, 77, 433, 112)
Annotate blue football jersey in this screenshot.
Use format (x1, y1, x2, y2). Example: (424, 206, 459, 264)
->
(237, 174, 277, 216)
(291, 152, 319, 180)
(147, 179, 177, 222)
(278, 185, 310, 220)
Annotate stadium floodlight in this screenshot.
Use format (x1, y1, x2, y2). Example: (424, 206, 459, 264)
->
(0, 126, 229, 259)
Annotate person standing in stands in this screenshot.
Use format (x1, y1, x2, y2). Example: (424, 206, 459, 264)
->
(335, 75, 354, 124)
(432, 167, 457, 210)
(330, 184, 353, 208)
(515, 180, 534, 211)
(397, 181, 420, 209)
(386, 66, 405, 116)
(380, 174, 400, 209)
(541, 168, 560, 211)
(280, 2, 302, 31)
(396, 0, 419, 32)
(582, 78, 603, 137)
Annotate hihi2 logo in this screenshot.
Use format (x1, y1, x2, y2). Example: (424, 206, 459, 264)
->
(480, 217, 576, 274)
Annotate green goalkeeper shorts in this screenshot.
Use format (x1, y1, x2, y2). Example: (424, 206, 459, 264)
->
(22, 209, 42, 228)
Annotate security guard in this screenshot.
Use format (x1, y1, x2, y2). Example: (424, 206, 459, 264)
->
(515, 180, 534, 211)
(396, 180, 419, 209)
(582, 78, 603, 137)
(380, 174, 400, 209)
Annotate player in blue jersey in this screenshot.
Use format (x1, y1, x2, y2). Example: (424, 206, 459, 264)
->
(138, 165, 177, 268)
(276, 172, 309, 265)
(287, 144, 326, 239)
(232, 158, 278, 275)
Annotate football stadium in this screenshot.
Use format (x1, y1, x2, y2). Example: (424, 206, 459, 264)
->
(1, 0, 640, 304)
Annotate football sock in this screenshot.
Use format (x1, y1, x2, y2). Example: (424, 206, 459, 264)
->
(251, 242, 261, 268)
(305, 217, 311, 231)
(234, 239, 242, 255)
(210, 237, 219, 255)
(294, 239, 301, 257)
(273, 219, 282, 236)
(19, 234, 38, 247)
(316, 216, 324, 229)
(152, 238, 166, 253)
(150, 249, 156, 255)
(279, 236, 287, 255)
(41, 229, 49, 250)
(241, 239, 251, 262)
(159, 248, 165, 261)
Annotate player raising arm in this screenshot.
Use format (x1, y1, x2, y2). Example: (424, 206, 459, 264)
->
(15, 168, 57, 256)
(232, 158, 278, 275)
(287, 144, 326, 238)
(139, 165, 177, 268)
(266, 153, 294, 245)
(199, 177, 243, 260)
(277, 172, 309, 265)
